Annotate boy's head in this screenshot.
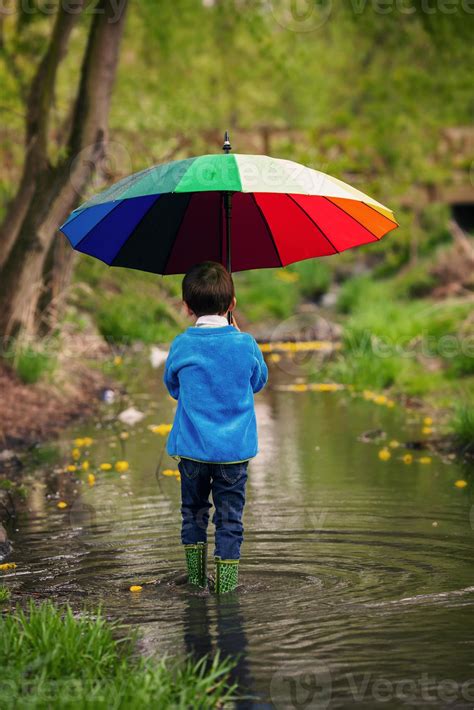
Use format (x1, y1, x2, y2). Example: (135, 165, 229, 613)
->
(182, 261, 235, 317)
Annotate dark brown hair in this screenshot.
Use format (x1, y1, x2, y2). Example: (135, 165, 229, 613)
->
(182, 261, 235, 317)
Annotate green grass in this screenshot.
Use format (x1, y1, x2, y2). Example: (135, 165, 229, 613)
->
(0, 601, 236, 709)
(450, 404, 474, 453)
(326, 273, 473, 399)
(0, 586, 11, 603)
(2, 343, 57, 384)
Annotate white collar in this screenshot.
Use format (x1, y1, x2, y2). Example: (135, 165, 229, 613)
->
(195, 314, 228, 328)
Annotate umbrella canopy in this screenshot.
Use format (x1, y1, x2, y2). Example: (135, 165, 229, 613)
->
(60, 152, 397, 275)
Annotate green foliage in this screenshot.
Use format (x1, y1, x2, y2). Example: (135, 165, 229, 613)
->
(2, 341, 57, 384)
(0, 601, 235, 709)
(96, 294, 180, 344)
(294, 260, 332, 301)
(74, 259, 184, 344)
(450, 404, 474, 452)
(326, 273, 472, 396)
(393, 263, 437, 299)
(0, 586, 10, 603)
(234, 268, 299, 322)
(446, 352, 474, 378)
(336, 275, 377, 314)
(14, 347, 56, 384)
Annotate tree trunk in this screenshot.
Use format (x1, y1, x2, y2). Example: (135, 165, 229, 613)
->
(0, 3, 83, 269)
(38, 235, 77, 334)
(0, 0, 128, 336)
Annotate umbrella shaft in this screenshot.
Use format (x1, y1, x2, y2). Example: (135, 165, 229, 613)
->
(224, 191, 232, 273)
(224, 191, 233, 324)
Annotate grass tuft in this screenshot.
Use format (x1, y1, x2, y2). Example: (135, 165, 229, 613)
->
(451, 404, 474, 453)
(0, 601, 236, 709)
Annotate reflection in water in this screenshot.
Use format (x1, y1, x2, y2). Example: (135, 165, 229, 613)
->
(3, 357, 474, 708)
(183, 593, 254, 706)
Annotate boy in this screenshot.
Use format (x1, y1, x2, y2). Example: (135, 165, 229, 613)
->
(164, 261, 268, 594)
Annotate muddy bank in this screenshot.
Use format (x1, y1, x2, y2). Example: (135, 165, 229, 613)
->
(0, 361, 110, 452)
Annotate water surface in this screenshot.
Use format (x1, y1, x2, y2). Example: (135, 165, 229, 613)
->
(4, 356, 474, 708)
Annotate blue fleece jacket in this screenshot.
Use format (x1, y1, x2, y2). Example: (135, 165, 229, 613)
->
(163, 325, 268, 463)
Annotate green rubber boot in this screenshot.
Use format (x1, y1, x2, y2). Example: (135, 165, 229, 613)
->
(184, 542, 207, 588)
(215, 558, 239, 594)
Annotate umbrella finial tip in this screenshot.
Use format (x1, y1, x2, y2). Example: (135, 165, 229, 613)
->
(223, 130, 232, 154)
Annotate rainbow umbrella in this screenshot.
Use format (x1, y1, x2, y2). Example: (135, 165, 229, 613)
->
(60, 133, 397, 278)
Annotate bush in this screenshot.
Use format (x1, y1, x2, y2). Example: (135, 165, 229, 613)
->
(446, 351, 474, 378)
(393, 263, 436, 299)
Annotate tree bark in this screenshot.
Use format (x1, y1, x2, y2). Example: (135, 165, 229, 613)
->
(0, 0, 128, 336)
(0, 3, 83, 268)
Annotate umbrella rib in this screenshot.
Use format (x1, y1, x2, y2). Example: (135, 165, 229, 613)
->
(251, 194, 283, 268)
(324, 197, 381, 240)
(286, 194, 339, 254)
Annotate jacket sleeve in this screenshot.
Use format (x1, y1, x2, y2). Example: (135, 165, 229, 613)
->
(163, 341, 180, 399)
(250, 338, 268, 394)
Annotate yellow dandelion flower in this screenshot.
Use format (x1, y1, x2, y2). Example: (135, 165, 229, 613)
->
(113, 355, 122, 366)
(0, 562, 17, 571)
(389, 440, 400, 448)
(418, 457, 432, 464)
(162, 469, 178, 477)
(83, 437, 94, 447)
(422, 427, 433, 435)
(74, 438, 85, 447)
(71, 448, 81, 461)
(149, 423, 172, 436)
(402, 454, 413, 464)
(57, 501, 68, 509)
(66, 465, 77, 472)
(100, 463, 112, 471)
(276, 270, 300, 283)
(454, 480, 468, 489)
(129, 585, 142, 592)
(374, 395, 387, 405)
(87, 473, 96, 486)
(423, 417, 433, 426)
(115, 460, 129, 473)
(378, 448, 391, 461)
(81, 461, 90, 471)
(363, 390, 375, 400)
(119, 431, 129, 440)
(269, 353, 281, 363)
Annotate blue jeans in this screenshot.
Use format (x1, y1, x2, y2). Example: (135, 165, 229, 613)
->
(178, 458, 248, 560)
